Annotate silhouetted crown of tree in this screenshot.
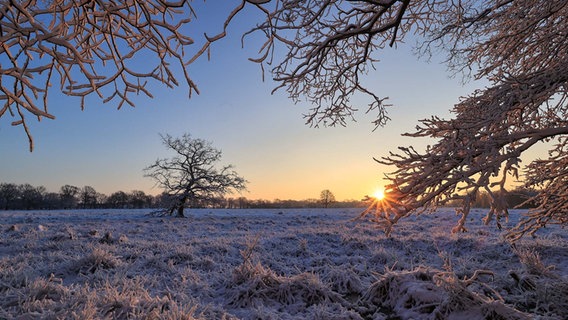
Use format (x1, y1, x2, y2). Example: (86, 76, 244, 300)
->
(2, 1, 566, 238)
(144, 134, 247, 217)
(320, 190, 336, 208)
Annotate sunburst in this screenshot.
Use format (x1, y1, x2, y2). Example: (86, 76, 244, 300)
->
(373, 188, 385, 200)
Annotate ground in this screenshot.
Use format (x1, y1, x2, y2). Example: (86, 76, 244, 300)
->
(0, 208, 567, 319)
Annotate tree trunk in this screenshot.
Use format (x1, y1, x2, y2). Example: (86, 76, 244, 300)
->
(176, 205, 185, 218)
(174, 195, 187, 218)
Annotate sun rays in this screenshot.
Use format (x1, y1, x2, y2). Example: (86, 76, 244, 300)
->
(356, 187, 406, 237)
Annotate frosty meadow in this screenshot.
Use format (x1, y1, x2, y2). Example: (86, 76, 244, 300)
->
(2, 0, 567, 239)
(1, 208, 567, 319)
(2, 1, 568, 318)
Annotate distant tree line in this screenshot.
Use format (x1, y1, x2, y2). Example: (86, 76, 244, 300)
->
(0, 183, 159, 210)
(226, 197, 364, 209)
(0, 183, 365, 211)
(0, 182, 538, 212)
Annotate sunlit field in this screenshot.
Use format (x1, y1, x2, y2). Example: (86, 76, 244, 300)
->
(1, 208, 567, 319)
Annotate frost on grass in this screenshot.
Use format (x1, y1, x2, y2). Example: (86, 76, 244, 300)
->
(360, 266, 531, 320)
(228, 261, 344, 309)
(71, 246, 120, 275)
(226, 235, 345, 310)
(507, 246, 568, 318)
(0, 208, 566, 319)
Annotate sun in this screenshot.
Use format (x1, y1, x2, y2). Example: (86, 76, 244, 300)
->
(373, 188, 385, 200)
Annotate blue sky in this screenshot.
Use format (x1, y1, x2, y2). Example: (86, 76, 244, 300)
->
(1, 4, 534, 201)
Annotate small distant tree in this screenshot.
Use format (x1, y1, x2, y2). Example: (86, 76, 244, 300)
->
(237, 197, 249, 209)
(59, 185, 80, 209)
(43, 192, 61, 210)
(95, 192, 108, 208)
(320, 190, 336, 208)
(19, 184, 45, 210)
(106, 191, 129, 209)
(129, 190, 152, 208)
(0, 183, 20, 210)
(79, 186, 98, 209)
(144, 134, 247, 217)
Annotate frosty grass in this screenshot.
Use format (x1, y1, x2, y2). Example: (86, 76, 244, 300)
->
(1, 208, 566, 319)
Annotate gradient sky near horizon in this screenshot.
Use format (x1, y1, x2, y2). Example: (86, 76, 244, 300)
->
(0, 4, 540, 201)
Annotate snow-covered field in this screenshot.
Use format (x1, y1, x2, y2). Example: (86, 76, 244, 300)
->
(1, 208, 567, 319)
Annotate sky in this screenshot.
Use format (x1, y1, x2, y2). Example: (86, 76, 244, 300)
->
(0, 4, 542, 201)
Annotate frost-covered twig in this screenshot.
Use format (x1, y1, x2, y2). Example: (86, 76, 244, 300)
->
(0, 0, 251, 151)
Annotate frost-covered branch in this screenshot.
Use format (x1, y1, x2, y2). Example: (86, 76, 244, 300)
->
(0, 0, 251, 151)
(508, 137, 568, 240)
(1, 0, 425, 149)
(1, 0, 195, 150)
(376, 0, 568, 237)
(245, 0, 442, 129)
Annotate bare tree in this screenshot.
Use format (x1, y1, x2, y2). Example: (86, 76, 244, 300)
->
(0, 183, 20, 210)
(79, 185, 98, 208)
(129, 190, 152, 208)
(320, 189, 336, 208)
(106, 191, 129, 209)
(19, 184, 46, 209)
(59, 184, 80, 209)
(144, 134, 247, 217)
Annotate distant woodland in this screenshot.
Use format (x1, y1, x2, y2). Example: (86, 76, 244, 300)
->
(0, 182, 537, 211)
(0, 183, 363, 210)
